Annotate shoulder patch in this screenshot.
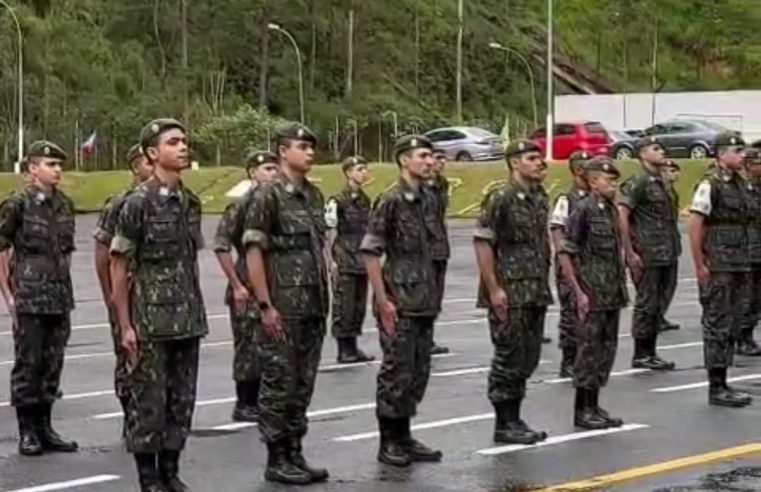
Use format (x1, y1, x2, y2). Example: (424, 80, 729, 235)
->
(690, 180, 713, 216)
(549, 195, 570, 227)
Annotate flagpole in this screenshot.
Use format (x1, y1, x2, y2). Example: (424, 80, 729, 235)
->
(74, 120, 80, 172)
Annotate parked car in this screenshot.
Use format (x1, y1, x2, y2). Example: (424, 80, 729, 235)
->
(529, 121, 611, 160)
(641, 119, 739, 159)
(609, 130, 640, 160)
(424, 126, 504, 161)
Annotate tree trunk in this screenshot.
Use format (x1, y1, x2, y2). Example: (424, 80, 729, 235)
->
(257, 0, 271, 109)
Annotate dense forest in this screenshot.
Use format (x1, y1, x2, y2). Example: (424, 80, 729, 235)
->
(0, 0, 759, 168)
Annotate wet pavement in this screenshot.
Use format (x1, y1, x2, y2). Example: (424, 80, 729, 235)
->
(0, 216, 759, 492)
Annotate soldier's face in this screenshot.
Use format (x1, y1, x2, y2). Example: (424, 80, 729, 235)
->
(433, 154, 447, 174)
(254, 163, 279, 183)
(589, 172, 618, 199)
(719, 146, 745, 170)
(513, 151, 546, 183)
(402, 148, 434, 179)
(747, 162, 761, 178)
(149, 129, 188, 171)
(347, 164, 369, 186)
(666, 167, 680, 183)
(30, 158, 63, 187)
(281, 140, 315, 173)
(641, 144, 666, 166)
(130, 156, 153, 182)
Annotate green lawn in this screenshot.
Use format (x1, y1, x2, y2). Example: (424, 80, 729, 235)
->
(0, 159, 711, 215)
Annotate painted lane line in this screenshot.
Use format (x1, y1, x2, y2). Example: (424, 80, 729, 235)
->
(476, 424, 648, 456)
(651, 373, 761, 393)
(0, 314, 230, 337)
(210, 402, 377, 431)
(658, 341, 703, 351)
(320, 352, 455, 371)
(334, 412, 493, 442)
(6, 475, 121, 492)
(0, 389, 115, 408)
(543, 368, 649, 385)
(432, 360, 551, 377)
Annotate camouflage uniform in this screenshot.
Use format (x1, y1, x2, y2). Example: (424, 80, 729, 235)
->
(618, 167, 680, 360)
(110, 178, 208, 454)
(741, 176, 761, 346)
(424, 174, 451, 312)
(242, 173, 329, 444)
(361, 179, 441, 419)
(328, 186, 371, 339)
(475, 181, 553, 403)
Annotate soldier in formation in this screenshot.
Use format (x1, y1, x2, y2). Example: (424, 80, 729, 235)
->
(110, 119, 208, 492)
(618, 136, 679, 371)
(659, 159, 682, 332)
(361, 135, 443, 467)
(556, 156, 627, 429)
(243, 123, 329, 484)
(737, 148, 761, 356)
(550, 150, 591, 378)
(427, 148, 451, 355)
(473, 139, 551, 445)
(325, 156, 374, 363)
(687, 133, 753, 408)
(94, 144, 153, 425)
(213, 150, 279, 422)
(0, 141, 79, 456)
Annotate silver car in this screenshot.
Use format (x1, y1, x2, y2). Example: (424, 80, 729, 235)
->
(424, 126, 504, 161)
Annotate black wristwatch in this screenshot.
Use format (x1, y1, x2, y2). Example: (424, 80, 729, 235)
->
(258, 302, 271, 311)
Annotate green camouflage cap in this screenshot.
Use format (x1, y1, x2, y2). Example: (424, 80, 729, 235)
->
(432, 147, 447, 156)
(714, 132, 745, 148)
(246, 150, 278, 169)
(504, 139, 541, 159)
(744, 148, 761, 162)
(584, 156, 620, 177)
(126, 143, 144, 165)
(568, 150, 591, 171)
(139, 118, 186, 150)
(26, 140, 67, 161)
(341, 155, 368, 173)
(634, 135, 662, 154)
(275, 122, 318, 145)
(394, 134, 433, 159)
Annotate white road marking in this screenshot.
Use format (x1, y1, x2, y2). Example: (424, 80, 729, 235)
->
(432, 360, 551, 377)
(651, 374, 761, 393)
(210, 402, 377, 431)
(6, 475, 121, 492)
(475, 424, 649, 456)
(0, 389, 114, 408)
(543, 368, 650, 385)
(0, 314, 230, 337)
(334, 412, 494, 442)
(658, 341, 703, 351)
(319, 352, 455, 371)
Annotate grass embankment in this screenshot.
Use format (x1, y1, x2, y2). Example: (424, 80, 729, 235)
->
(0, 160, 711, 215)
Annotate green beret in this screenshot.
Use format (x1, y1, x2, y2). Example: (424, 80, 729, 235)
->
(634, 135, 662, 154)
(126, 143, 144, 165)
(394, 135, 434, 159)
(341, 155, 368, 172)
(584, 156, 620, 177)
(246, 150, 278, 168)
(275, 122, 318, 145)
(139, 118, 186, 149)
(665, 159, 681, 170)
(26, 140, 67, 161)
(568, 150, 591, 171)
(714, 132, 745, 149)
(745, 148, 761, 162)
(432, 147, 447, 156)
(504, 139, 541, 159)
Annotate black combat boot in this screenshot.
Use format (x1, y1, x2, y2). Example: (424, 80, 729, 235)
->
(377, 417, 411, 467)
(659, 319, 680, 332)
(736, 330, 761, 356)
(16, 406, 42, 456)
(231, 382, 260, 422)
(493, 400, 547, 444)
(264, 440, 312, 484)
(289, 437, 329, 482)
(159, 451, 190, 492)
(430, 341, 450, 355)
(136, 453, 169, 492)
(631, 339, 650, 368)
(352, 337, 375, 363)
(37, 403, 78, 452)
(708, 368, 752, 407)
(590, 389, 623, 427)
(573, 389, 608, 430)
(648, 338, 676, 370)
(559, 347, 576, 378)
(398, 418, 442, 462)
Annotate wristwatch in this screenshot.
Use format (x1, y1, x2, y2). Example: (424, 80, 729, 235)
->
(258, 302, 271, 311)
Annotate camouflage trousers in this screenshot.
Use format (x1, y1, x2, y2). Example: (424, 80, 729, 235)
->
(557, 282, 577, 353)
(257, 318, 325, 443)
(632, 264, 678, 341)
(574, 310, 620, 390)
(331, 272, 368, 339)
(741, 266, 761, 336)
(108, 315, 129, 399)
(700, 272, 748, 369)
(11, 313, 71, 407)
(229, 305, 260, 383)
(125, 337, 200, 453)
(376, 316, 435, 418)
(433, 260, 448, 311)
(488, 308, 546, 403)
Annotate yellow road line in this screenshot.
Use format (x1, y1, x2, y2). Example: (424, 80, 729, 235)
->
(533, 443, 761, 491)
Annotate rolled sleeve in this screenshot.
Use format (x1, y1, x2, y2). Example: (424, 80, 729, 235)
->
(557, 238, 579, 256)
(242, 229, 269, 250)
(0, 196, 21, 252)
(213, 202, 239, 253)
(689, 181, 712, 217)
(110, 196, 142, 258)
(616, 177, 640, 210)
(361, 195, 393, 256)
(473, 189, 500, 243)
(242, 187, 275, 251)
(110, 234, 135, 255)
(359, 233, 385, 256)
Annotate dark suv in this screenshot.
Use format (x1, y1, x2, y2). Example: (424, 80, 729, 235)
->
(641, 119, 739, 159)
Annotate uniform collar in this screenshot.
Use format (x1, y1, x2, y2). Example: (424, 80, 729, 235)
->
(398, 178, 422, 202)
(145, 177, 183, 199)
(278, 172, 307, 196)
(570, 184, 587, 198)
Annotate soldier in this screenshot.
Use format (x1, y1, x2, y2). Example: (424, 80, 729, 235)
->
(658, 160, 682, 333)
(426, 147, 451, 355)
(617, 136, 679, 370)
(214, 151, 279, 421)
(737, 148, 761, 356)
(473, 139, 552, 444)
(110, 119, 208, 492)
(93, 144, 153, 423)
(550, 150, 591, 378)
(243, 123, 329, 484)
(325, 156, 374, 363)
(556, 156, 627, 429)
(361, 135, 443, 467)
(687, 132, 753, 408)
(0, 141, 78, 457)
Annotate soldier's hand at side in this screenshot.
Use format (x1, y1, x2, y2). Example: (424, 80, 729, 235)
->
(626, 252, 644, 284)
(490, 288, 509, 323)
(121, 326, 139, 369)
(576, 290, 590, 322)
(232, 284, 250, 314)
(696, 263, 710, 288)
(5, 297, 16, 327)
(262, 307, 285, 342)
(378, 300, 398, 335)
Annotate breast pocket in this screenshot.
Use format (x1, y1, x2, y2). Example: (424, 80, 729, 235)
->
(143, 217, 180, 260)
(589, 218, 617, 254)
(57, 216, 76, 253)
(22, 215, 51, 251)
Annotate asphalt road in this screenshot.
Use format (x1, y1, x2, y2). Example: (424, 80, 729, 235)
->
(0, 216, 760, 492)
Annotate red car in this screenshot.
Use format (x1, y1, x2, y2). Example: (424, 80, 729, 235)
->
(530, 121, 611, 160)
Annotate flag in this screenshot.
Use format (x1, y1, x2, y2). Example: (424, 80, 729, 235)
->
(80, 131, 97, 156)
(499, 115, 510, 150)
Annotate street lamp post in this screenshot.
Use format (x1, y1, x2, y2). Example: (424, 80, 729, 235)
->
(488, 42, 538, 128)
(546, 0, 554, 161)
(268, 22, 305, 124)
(0, 0, 23, 173)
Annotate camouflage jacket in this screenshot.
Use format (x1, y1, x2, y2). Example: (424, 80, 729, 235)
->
(110, 178, 208, 341)
(242, 173, 329, 319)
(423, 174, 450, 261)
(746, 177, 761, 264)
(214, 184, 261, 315)
(360, 178, 440, 317)
(327, 186, 371, 274)
(549, 185, 589, 283)
(0, 186, 75, 314)
(559, 194, 628, 310)
(93, 188, 132, 247)
(617, 166, 681, 265)
(474, 180, 553, 308)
